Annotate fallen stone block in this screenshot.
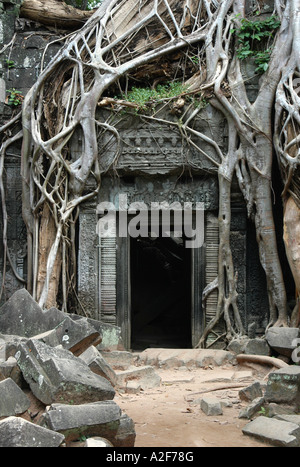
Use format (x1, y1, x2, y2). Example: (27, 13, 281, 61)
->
(239, 381, 263, 402)
(79, 345, 116, 385)
(0, 416, 65, 447)
(40, 401, 135, 446)
(267, 403, 296, 418)
(265, 366, 300, 406)
(114, 365, 161, 391)
(0, 333, 27, 359)
(0, 378, 30, 417)
(32, 310, 101, 356)
(238, 396, 265, 419)
(0, 357, 23, 386)
(15, 339, 115, 405)
(242, 416, 300, 447)
(243, 338, 271, 356)
(69, 314, 125, 351)
(266, 327, 300, 358)
(227, 336, 250, 355)
(0, 290, 101, 356)
(115, 413, 136, 447)
(200, 396, 223, 416)
(0, 289, 45, 337)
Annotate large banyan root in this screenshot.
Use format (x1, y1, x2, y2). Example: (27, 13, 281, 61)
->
(236, 354, 289, 369)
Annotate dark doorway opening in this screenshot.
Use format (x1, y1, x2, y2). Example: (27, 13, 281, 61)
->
(130, 231, 192, 350)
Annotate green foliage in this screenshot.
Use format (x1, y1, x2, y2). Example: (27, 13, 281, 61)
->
(258, 406, 270, 417)
(232, 15, 281, 74)
(124, 82, 188, 110)
(5, 59, 15, 69)
(192, 96, 208, 110)
(6, 88, 24, 106)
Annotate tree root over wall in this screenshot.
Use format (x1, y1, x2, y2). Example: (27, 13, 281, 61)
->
(1, 0, 300, 347)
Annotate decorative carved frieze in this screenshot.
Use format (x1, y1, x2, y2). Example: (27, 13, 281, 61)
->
(98, 106, 226, 176)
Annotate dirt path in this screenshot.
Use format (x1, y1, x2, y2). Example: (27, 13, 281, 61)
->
(114, 365, 270, 448)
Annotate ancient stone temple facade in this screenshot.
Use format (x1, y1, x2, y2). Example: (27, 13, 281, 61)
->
(76, 106, 274, 350)
(0, 0, 293, 351)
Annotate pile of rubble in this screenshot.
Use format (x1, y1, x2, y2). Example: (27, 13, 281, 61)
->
(2, 288, 300, 448)
(198, 330, 300, 447)
(0, 289, 161, 447)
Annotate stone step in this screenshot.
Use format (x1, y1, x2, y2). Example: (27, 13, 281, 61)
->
(136, 348, 236, 368)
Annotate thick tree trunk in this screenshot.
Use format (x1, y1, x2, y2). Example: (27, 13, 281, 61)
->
(284, 196, 300, 326)
(253, 172, 288, 327)
(20, 0, 93, 29)
(36, 203, 62, 309)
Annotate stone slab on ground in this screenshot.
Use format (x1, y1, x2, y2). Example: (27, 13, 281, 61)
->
(242, 416, 300, 447)
(136, 348, 236, 368)
(0, 378, 30, 417)
(15, 338, 115, 405)
(0, 416, 65, 447)
(40, 401, 136, 446)
(265, 366, 300, 406)
(275, 414, 300, 425)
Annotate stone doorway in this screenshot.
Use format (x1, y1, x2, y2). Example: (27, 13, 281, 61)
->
(130, 232, 192, 350)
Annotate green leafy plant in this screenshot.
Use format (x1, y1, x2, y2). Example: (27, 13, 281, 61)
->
(190, 55, 200, 65)
(232, 15, 281, 74)
(258, 406, 269, 417)
(254, 49, 272, 74)
(192, 96, 208, 109)
(5, 59, 15, 69)
(6, 88, 24, 106)
(124, 81, 188, 110)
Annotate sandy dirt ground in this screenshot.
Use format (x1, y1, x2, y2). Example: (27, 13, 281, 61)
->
(18, 359, 271, 448)
(114, 364, 270, 448)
